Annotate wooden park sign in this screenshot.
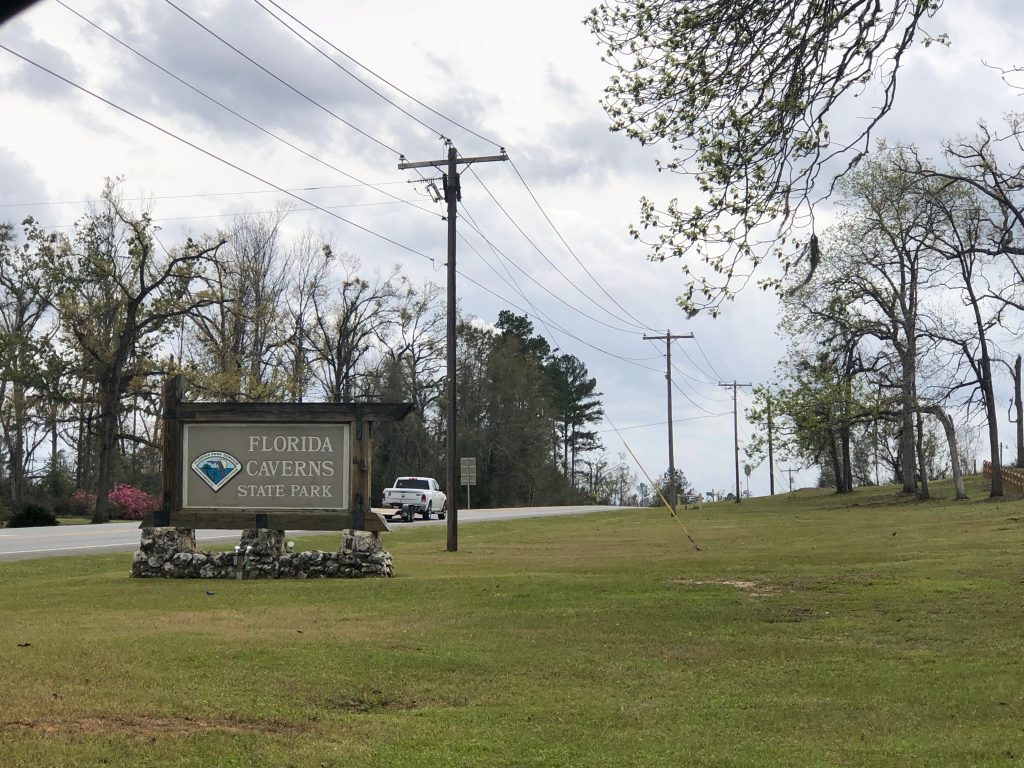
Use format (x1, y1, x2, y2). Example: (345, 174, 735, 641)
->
(145, 376, 412, 533)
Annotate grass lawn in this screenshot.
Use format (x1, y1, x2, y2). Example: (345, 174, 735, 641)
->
(2, 476, 1023, 767)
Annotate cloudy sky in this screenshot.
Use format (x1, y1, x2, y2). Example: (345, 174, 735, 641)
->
(1, 0, 1021, 500)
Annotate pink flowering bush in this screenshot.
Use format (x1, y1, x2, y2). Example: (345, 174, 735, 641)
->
(70, 489, 96, 517)
(107, 484, 160, 520)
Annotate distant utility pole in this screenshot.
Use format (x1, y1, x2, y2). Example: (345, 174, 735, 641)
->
(719, 381, 751, 503)
(398, 143, 507, 552)
(766, 393, 775, 496)
(643, 330, 693, 510)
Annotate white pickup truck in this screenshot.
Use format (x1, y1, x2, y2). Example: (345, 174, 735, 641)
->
(381, 477, 447, 522)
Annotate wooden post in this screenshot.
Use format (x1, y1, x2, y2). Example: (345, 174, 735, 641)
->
(352, 405, 368, 530)
(159, 375, 185, 527)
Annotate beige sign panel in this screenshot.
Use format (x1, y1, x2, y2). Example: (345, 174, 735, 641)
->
(183, 424, 350, 510)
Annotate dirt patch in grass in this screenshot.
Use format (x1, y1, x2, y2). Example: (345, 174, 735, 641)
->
(0, 714, 304, 738)
(322, 690, 421, 713)
(762, 605, 820, 623)
(669, 578, 778, 595)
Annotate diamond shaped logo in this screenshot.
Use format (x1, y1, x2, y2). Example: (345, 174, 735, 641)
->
(191, 450, 242, 492)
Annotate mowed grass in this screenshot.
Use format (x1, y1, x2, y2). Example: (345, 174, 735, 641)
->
(2, 477, 1023, 767)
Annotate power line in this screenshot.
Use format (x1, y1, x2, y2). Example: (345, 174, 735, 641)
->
(456, 225, 661, 367)
(669, 359, 733, 399)
(695, 336, 726, 381)
(251, 0, 447, 142)
(456, 203, 566, 350)
(457, 203, 648, 336)
(467, 164, 653, 334)
(456, 271, 661, 373)
(161, 0, 403, 157)
(595, 413, 729, 433)
(671, 378, 730, 417)
(671, 343, 721, 385)
(508, 158, 659, 333)
(38, 198, 421, 230)
(0, 181, 409, 208)
(55, 1, 436, 218)
(256, 1, 660, 339)
(254, 4, 661, 339)
(2, 40, 675, 391)
(256, 0, 504, 150)
(0, 44, 433, 263)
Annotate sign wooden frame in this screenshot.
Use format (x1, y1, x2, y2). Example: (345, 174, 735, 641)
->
(145, 376, 413, 533)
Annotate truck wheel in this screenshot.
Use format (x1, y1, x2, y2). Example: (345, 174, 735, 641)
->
(424, 503, 432, 520)
(438, 502, 447, 520)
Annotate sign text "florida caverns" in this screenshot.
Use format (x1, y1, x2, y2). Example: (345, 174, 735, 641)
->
(182, 424, 350, 510)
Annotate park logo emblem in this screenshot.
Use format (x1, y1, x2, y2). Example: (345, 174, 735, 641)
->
(191, 451, 242, 492)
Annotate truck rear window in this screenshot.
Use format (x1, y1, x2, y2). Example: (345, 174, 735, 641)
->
(395, 479, 429, 490)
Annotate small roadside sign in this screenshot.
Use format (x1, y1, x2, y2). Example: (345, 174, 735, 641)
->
(460, 457, 477, 510)
(460, 457, 477, 485)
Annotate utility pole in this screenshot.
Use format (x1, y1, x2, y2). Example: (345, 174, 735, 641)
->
(719, 381, 751, 503)
(644, 330, 694, 510)
(785, 467, 795, 493)
(399, 143, 507, 552)
(766, 393, 775, 496)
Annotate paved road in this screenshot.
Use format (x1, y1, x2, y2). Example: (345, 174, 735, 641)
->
(0, 506, 621, 562)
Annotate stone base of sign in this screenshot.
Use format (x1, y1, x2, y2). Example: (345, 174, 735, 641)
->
(130, 527, 393, 579)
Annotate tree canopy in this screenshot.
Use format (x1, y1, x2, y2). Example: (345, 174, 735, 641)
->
(587, 0, 945, 315)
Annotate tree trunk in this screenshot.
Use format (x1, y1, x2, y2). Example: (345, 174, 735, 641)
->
(915, 410, 929, 500)
(920, 404, 966, 499)
(982, 364, 1002, 497)
(92, 385, 121, 524)
(900, 348, 917, 495)
(1015, 355, 1023, 468)
(840, 424, 853, 493)
(828, 434, 843, 493)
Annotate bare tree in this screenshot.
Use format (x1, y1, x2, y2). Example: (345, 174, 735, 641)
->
(54, 181, 224, 522)
(186, 208, 291, 401)
(309, 255, 400, 403)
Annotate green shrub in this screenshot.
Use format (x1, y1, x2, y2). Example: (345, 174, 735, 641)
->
(6, 502, 59, 528)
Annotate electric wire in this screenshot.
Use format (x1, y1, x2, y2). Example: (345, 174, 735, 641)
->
(456, 203, 565, 349)
(56, 1, 437, 218)
(595, 413, 729, 434)
(456, 218, 661, 368)
(695, 336, 726, 381)
(255, 0, 660, 339)
(508, 157, 659, 333)
(161, 0, 403, 157)
(668, 359, 733, 400)
(2, 39, 661, 379)
(466, 164, 655, 334)
(602, 411, 701, 550)
(40, 198, 420, 230)
(0, 181, 409, 208)
(250, 0, 448, 143)
(667, 341, 722, 385)
(0, 44, 434, 263)
(257, 0, 504, 150)
(671, 377, 731, 417)
(457, 201, 648, 336)
(455, 269, 662, 373)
